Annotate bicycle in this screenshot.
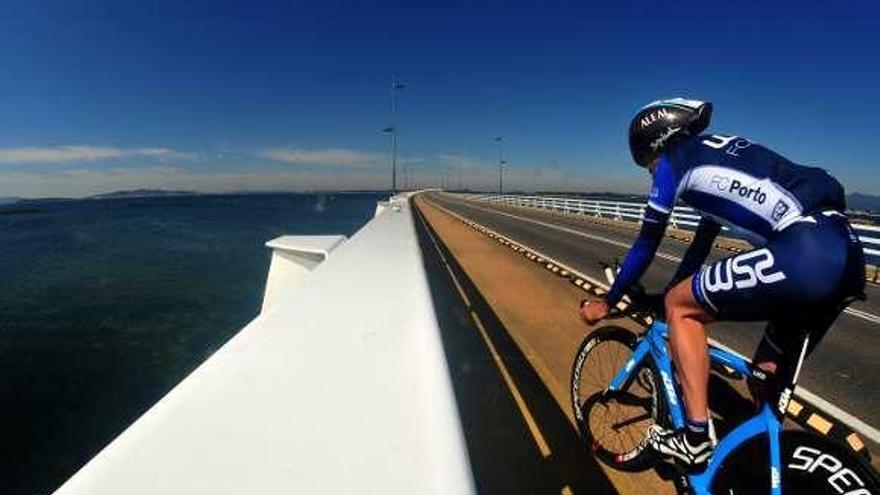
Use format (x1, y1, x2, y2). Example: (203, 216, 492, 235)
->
(570, 263, 880, 494)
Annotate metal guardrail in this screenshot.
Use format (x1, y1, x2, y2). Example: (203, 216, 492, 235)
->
(463, 193, 880, 261)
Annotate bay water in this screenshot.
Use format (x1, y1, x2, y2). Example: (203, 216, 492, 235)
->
(0, 192, 384, 494)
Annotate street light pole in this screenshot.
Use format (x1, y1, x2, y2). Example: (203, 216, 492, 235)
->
(387, 75, 406, 194)
(494, 136, 506, 195)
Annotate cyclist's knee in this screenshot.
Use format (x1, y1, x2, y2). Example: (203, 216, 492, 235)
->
(665, 277, 711, 324)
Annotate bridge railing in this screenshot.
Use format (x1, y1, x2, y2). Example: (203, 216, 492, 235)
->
(461, 193, 880, 261)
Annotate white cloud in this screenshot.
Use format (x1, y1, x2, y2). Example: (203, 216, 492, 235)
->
(0, 146, 193, 164)
(130, 148, 194, 161)
(0, 166, 397, 198)
(0, 143, 651, 197)
(431, 153, 647, 193)
(436, 154, 492, 169)
(261, 147, 384, 166)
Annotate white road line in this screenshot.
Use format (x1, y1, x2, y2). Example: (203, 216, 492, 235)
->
(445, 196, 880, 327)
(452, 198, 681, 263)
(430, 199, 611, 290)
(427, 196, 880, 445)
(845, 307, 880, 325)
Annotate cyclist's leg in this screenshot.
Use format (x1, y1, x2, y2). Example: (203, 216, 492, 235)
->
(656, 212, 862, 468)
(692, 212, 863, 402)
(647, 280, 715, 469)
(663, 221, 837, 423)
(751, 309, 839, 408)
(752, 219, 865, 396)
(754, 309, 836, 377)
(665, 281, 714, 423)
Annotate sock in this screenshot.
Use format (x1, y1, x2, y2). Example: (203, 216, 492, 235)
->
(685, 419, 709, 446)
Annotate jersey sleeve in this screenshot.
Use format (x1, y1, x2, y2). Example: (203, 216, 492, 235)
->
(604, 155, 681, 305)
(646, 154, 680, 215)
(604, 206, 669, 306)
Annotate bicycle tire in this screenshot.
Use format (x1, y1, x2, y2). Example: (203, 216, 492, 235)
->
(711, 429, 880, 494)
(570, 325, 667, 471)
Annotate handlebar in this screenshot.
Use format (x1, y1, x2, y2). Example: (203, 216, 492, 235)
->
(582, 260, 666, 321)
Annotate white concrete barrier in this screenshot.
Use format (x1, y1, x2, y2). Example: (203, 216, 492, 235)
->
(262, 235, 347, 312)
(53, 192, 476, 495)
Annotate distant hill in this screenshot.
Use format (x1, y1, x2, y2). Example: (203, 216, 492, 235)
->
(89, 189, 198, 200)
(847, 193, 880, 212)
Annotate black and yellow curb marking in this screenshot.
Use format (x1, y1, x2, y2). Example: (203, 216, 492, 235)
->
(784, 399, 871, 459)
(426, 198, 872, 458)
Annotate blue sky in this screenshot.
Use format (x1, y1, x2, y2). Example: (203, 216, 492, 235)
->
(0, 0, 878, 197)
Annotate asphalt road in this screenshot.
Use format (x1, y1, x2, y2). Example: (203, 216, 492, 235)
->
(412, 198, 620, 494)
(426, 192, 880, 433)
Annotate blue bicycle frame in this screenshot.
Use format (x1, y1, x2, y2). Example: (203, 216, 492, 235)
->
(607, 320, 788, 495)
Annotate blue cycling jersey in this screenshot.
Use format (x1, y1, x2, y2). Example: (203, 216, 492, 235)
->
(605, 134, 846, 305)
(651, 134, 845, 243)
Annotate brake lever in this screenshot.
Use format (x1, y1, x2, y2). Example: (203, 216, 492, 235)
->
(593, 259, 664, 320)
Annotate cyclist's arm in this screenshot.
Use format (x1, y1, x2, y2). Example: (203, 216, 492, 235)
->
(666, 216, 721, 290)
(605, 205, 669, 306)
(605, 154, 680, 306)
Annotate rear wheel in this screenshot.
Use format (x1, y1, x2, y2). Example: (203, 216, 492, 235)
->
(711, 429, 880, 494)
(570, 326, 666, 471)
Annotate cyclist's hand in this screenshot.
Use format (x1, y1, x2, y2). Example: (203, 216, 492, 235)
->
(580, 300, 609, 326)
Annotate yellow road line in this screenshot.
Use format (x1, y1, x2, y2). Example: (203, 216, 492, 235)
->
(469, 309, 553, 458)
(416, 202, 552, 459)
(417, 207, 472, 307)
(421, 200, 571, 411)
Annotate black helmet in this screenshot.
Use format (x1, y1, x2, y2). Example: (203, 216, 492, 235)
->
(629, 98, 712, 167)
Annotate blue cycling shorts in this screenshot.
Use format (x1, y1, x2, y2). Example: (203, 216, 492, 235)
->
(692, 211, 865, 326)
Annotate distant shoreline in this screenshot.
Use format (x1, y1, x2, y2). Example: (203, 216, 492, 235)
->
(3, 189, 879, 215)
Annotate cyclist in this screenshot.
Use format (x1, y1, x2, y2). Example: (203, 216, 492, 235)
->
(580, 98, 865, 471)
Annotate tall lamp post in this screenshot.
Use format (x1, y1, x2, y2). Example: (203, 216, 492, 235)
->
(382, 75, 406, 194)
(494, 136, 507, 195)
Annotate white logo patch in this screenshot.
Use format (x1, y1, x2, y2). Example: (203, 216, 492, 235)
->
(661, 370, 678, 407)
(682, 165, 803, 230)
(704, 248, 786, 293)
(789, 447, 871, 494)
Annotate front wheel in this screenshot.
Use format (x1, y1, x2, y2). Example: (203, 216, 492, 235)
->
(570, 326, 666, 471)
(711, 429, 880, 494)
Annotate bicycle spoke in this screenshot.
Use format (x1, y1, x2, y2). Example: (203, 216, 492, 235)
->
(609, 391, 651, 408)
(575, 329, 660, 464)
(612, 412, 652, 430)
